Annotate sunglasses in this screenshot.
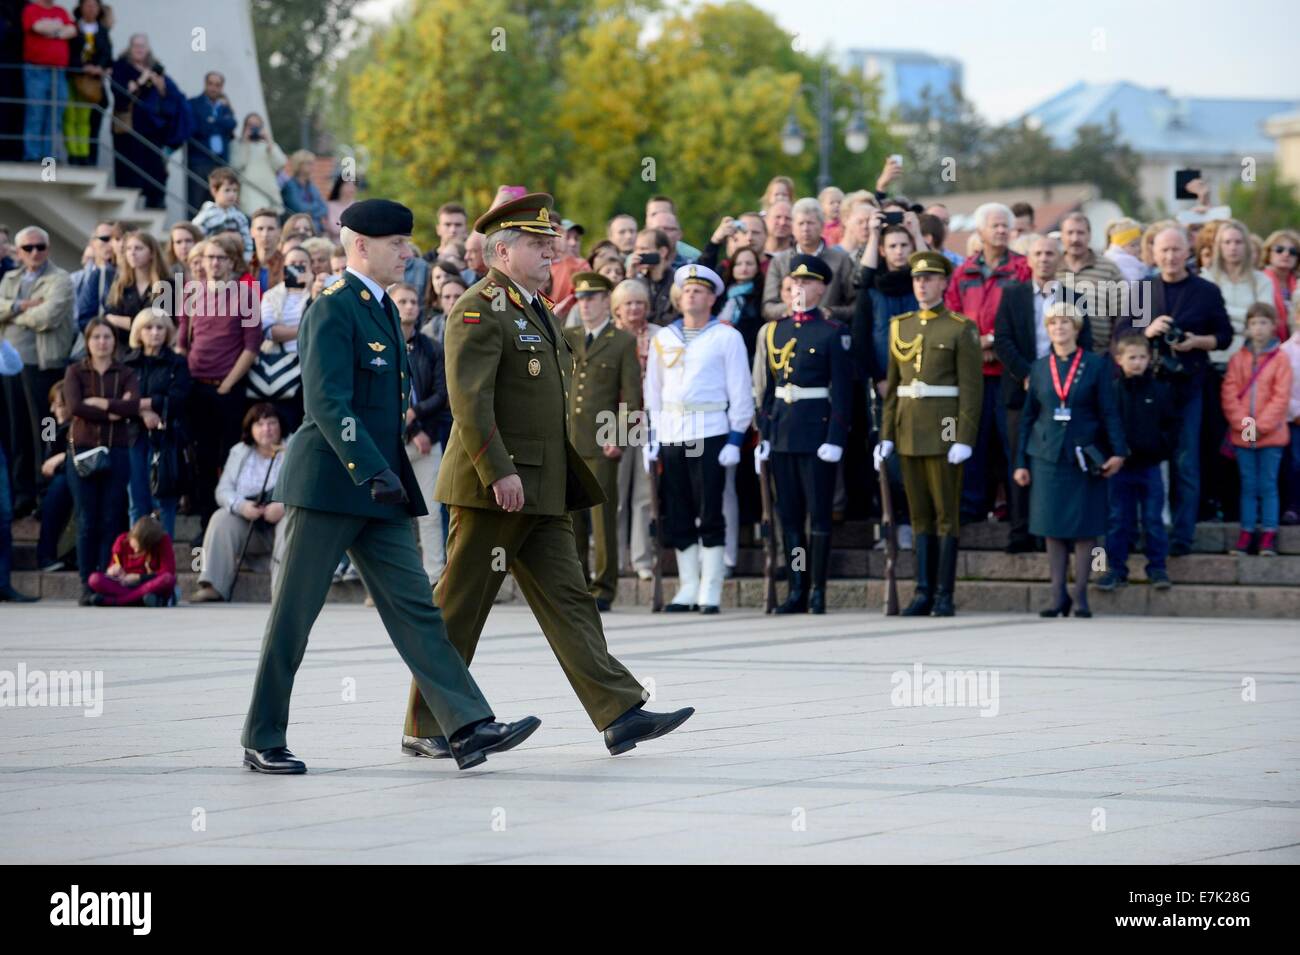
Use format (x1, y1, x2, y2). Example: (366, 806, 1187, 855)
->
(20, 243, 48, 253)
(95, 235, 113, 242)
(1273, 245, 1299, 256)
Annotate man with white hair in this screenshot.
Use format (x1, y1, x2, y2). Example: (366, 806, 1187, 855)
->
(944, 202, 1031, 523)
(0, 225, 75, 516)
(762, 197, 855, 321)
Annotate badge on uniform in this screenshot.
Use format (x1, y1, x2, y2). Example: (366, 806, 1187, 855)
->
(519, 334, 542, 343)
(1053, 406, 1072, 422)
(368, 341, 385, 352)
(463, 310, 481, 324)
(370, 356, 388, 367)
(527, 358, 541, 377)
(841, 334, 852, 351)
(515, 318, 528, 330)
(360, 290, 371, 301)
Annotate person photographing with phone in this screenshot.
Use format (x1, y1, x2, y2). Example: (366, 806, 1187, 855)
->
(628, 227, 677, 326)
(231, 114, 288, 218)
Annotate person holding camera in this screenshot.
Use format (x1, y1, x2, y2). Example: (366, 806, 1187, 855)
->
(1013, 302, 1127, 618)
(1114, 227, 1232, 556)
(230, 114, 287, 218)
(628, 227, 676, 326)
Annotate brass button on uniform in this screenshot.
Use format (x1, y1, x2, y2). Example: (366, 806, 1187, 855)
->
(347, 462, 356, 470)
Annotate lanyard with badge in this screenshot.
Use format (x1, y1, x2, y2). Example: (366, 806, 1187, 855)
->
(1050, 349, 1083, 422)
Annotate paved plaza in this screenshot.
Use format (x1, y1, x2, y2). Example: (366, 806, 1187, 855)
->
(1, 602, 1296, 864)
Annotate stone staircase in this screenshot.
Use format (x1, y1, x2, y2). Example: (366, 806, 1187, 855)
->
(9, 512, 1299, 617)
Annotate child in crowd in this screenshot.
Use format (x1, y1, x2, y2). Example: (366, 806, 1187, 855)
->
(819, 186, 844, 248)
(192, 167, 254, 260)
(36, 381, 75, 572)
(1222, 303, 1293, 556)
(1280, 299, 1300, 525)
(1099, 332, 1178, 591)
(87, 515, 177, 606)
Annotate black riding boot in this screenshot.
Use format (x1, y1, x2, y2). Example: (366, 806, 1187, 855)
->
(902, 533, 937, 616)
(775, 529, 807, 614)
(931, 535, 959, 616)
(809, 531, 831, 614)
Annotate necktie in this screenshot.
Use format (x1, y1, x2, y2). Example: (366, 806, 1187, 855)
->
(585, 332, 594, 349)
(531, 297, 555, 344)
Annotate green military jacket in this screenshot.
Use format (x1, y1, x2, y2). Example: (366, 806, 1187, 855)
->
(274, 269, 426, 518)
(435, 267, 604, 515)
(562, 321, 642, 459)
(881, 304, 983, 457)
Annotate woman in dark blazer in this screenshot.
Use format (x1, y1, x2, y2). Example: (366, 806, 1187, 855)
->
(1013, 302, 1127, 617)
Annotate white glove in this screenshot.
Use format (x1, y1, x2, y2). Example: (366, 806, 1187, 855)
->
(816, 443, 843, 464)
(947, 442, 972, 465)
(717, 443, 741, 468)
(873, 440, 894, 472)
(643, 440, 660, 473)
(754, 439, 771, 476)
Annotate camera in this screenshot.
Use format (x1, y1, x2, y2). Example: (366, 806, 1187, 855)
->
(248, 125, 263, 141)
(1162, 322, 1186, 346)
(284, 265, 306, 289)
(638, 252, 660, 266)
(883, 211, 904, 227)
(733, 221, 746, 234)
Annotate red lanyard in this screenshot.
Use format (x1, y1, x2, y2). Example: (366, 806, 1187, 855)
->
(1050, 348, 1083, 406)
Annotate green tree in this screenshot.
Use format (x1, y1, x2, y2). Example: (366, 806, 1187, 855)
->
(1226, 166, 1300, 237)
(250, 0, 359, 151)
(1058, 117, 1142, 215)
(896, 85, 990, 197)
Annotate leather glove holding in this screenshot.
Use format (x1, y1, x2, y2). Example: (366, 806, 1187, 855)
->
(370, 467, 409, 505)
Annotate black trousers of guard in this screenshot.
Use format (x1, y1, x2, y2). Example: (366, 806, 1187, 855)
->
(772, 450, 835, 535)
(660, 434, 727, 550)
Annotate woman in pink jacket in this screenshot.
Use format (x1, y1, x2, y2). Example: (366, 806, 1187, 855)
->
(1222, 303, 1293, 556)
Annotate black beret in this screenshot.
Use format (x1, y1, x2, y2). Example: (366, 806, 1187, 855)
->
(339, 198, 414, 237)
(788, 253, 832, 284)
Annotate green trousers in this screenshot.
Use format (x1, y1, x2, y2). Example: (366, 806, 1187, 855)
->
(242, 505, 493, 750)
(900, 454, 964, 537)
(403, 506, 646, 738)
(572, 454, 620, 602)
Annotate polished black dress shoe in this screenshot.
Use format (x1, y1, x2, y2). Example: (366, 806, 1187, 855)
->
(401, 734, 450, 759)
(243, 747, 307, 774)
(698, 604, 719, 615)
(604, 705, 695, 755)
(449, 716, 541, 770)
(663, 602, 697, 612)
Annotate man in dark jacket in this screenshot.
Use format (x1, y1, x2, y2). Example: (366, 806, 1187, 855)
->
(185, 71, 236, 213)
(1099, 331, 1179, 590)
(994, 234, 1093, 552)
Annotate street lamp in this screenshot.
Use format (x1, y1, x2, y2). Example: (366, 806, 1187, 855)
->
(784, 62, 869, 191)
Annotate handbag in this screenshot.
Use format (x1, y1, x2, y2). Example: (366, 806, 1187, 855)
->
(246, 342, 301, 400)
(69, 369, 116, 479)
(1074, 444, 1106, 477)
(73, 71, 105, 105)
(149, 429, 192, 498)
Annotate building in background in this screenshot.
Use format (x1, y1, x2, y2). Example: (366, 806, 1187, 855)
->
(1023, 81, 1299, 217)
(842, 49, 963, 116)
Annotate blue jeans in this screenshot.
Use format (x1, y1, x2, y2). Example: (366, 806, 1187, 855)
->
(66, 447, 131, 584)
(23, 65, 66, 162)
(1106, 464, 1168, 578)
(37, 467, 74, 566)
(128, 438, 179, 539)
(0, 443, 12, 588)
(1168, 386, 1202, 547)
(961, 376, 1009, 519)
(1237, 446, 1284, 531)
(1284, 423, 1300, 516)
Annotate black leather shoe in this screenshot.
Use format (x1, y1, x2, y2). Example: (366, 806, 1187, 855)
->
(595, 597, 612, 612)
(243, 747, 307, 774)
(698, 604, 719, 615)
(449, 716, 541, 770)
(0, 584, 38, 602)
(604, 706, 695, 755)
(663, 602, 697, 612)
(401, 734, 450, 758)
(1039, 596, 1072, 618)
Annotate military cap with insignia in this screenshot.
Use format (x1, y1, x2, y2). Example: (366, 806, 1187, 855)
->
(572, 271, 613, 297)
(474, 192, 562, 238)
(673, 262, 724, 295)
(339, 198, 414, 237)
(908, 249, 953, 277)
(788, 253, 832, 284)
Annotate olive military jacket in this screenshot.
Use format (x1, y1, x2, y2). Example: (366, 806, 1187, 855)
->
(562, 321, 642, 459)
(435, 267, 604, 515)
(274, 269, 426, 518)
(881, 304, 983, 457)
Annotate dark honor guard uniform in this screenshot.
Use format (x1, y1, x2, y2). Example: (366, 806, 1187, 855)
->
(755, 254, 852, 614)
(563, 271, 642, 610)
(241, 199, 540, 774)
(402, 193, 693, 758)
(879, 251, 982, 616)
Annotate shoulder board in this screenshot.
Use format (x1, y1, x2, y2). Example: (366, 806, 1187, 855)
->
(321, 279, 346, 296)
(890, 311, 912, 323)
(823, 316, 845, 330)
(478, 282, 499, 301)
(945, 310, 970, 322)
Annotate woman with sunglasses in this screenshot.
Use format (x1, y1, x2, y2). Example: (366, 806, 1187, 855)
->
(1261, 229, 1300, 338)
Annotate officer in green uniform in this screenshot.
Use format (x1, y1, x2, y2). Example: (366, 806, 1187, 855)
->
(241, 199, 540, 773)
(401, 193, 693, 758)
(874, 250, 982, 617)
(563, 271, 642, 611)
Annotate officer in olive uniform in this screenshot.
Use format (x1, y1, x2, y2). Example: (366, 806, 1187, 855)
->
(563, 271, 642, 611)
(241, 199, 540, 774)
(753, 254, 852, 614)
(875, 250, 982, 617)
(401, 193, 694, 758)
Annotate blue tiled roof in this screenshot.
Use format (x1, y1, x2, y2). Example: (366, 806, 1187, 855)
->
(1023, 81, 1298, 157)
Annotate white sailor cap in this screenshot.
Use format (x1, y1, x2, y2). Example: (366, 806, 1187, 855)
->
(673, 263, 724, 295)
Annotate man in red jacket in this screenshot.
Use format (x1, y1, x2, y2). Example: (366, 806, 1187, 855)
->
(945, 202, 1030, 522)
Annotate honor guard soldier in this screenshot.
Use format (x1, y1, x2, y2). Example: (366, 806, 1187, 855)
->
(402, 193, 694, 759)
(644, 263, 754, 613)
(563, 271, 642, 611)
(754, 254, 853, 614)
(874, 250, 982, 616)
(241, 198, 541, 773)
